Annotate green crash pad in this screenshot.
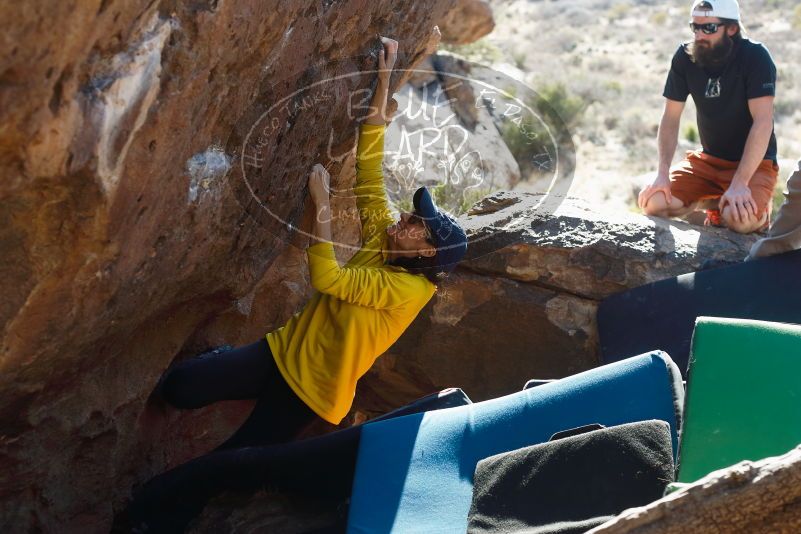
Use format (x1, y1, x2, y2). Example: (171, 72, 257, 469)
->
(677, 317, 801, 483)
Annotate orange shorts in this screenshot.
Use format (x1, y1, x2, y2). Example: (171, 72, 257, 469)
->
(670, 151, 779, 219)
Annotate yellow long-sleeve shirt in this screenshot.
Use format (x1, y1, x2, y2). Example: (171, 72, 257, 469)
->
(266, 124, 437, 424)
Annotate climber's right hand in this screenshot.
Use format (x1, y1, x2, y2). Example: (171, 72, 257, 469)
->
(308, 164, 330, 206)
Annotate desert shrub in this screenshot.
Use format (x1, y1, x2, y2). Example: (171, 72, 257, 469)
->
(500, 83, 584, 179)
(683, 124, 699, 143)
(650, 10, 668, 25)
(383, 157, 492, 217)
(440, 39, 502, 65)
(536, 83, 586, 129)
(607, 2, 630, 21)
(764, 0, 799, 10)
(621, 113, 651, 145)
(772, 178, 788, 219)
(431, 181, 491, 216)
(512, 51, 527, 70)
(774, 97, 797, 120)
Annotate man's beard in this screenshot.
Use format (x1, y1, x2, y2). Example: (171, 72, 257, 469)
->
(690, 32, 735, 69)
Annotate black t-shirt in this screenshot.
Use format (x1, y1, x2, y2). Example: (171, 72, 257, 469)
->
(663, 38, 777, 162)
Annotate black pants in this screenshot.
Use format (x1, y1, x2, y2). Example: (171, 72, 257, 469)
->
(160, 339, 322, 450)
(131, 340, 356, 532)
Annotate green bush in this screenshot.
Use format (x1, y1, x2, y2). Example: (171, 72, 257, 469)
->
(501, 119, 546, 180)
(607, 2, 630, 21)
(683, 124, 699, 143)
(605, 80, 623, 94)
(774, 97, 796, 120)
(772, 180, 788, 220)
(384, 161, 491, 218)
(500, 83, 584, 180)
(650, 11, 668, 25)
(440, 39, 502, 65)
(535, 83, 586, 129)
(393, 196, 414, 215)
(512, 51, 527, 70)
(431, 182, 491, 216)
(765, 0, 798, 10)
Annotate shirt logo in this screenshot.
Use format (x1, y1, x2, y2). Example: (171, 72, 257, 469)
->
(705, 77, 721, 98)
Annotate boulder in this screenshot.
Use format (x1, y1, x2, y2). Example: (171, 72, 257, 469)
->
(189, 491, 341, 534)
(462, 191, 758, 300)
(438, 0, 496, 45)
(590, 444, 801, 534)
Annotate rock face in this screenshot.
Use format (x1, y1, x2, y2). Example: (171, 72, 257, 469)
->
(351, 192, 757, 417)
(589, 445, 801, 534)
(438, 0, 495, 44)
(0, 1, 465, 531)
(190, 491, 341, 534)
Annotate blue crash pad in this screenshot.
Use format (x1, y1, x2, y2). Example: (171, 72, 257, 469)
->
(347, 352, 684, 533)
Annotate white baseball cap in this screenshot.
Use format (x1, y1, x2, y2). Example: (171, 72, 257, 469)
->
(691, 0, 741, 21)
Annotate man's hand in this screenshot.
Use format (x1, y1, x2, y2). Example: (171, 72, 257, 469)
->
(378, 36, 398, 83)
(308, 164, 330, 207)
(638, 173, 673, 210)
(719, 182, 757, 224)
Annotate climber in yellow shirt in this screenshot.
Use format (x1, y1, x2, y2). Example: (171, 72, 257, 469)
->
(130, 36, 468, 532)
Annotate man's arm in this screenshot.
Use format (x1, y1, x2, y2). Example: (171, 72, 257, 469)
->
(656, 99, 685, 180)
(638, 98, 685, 209)
(720, 96, 775, 222)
